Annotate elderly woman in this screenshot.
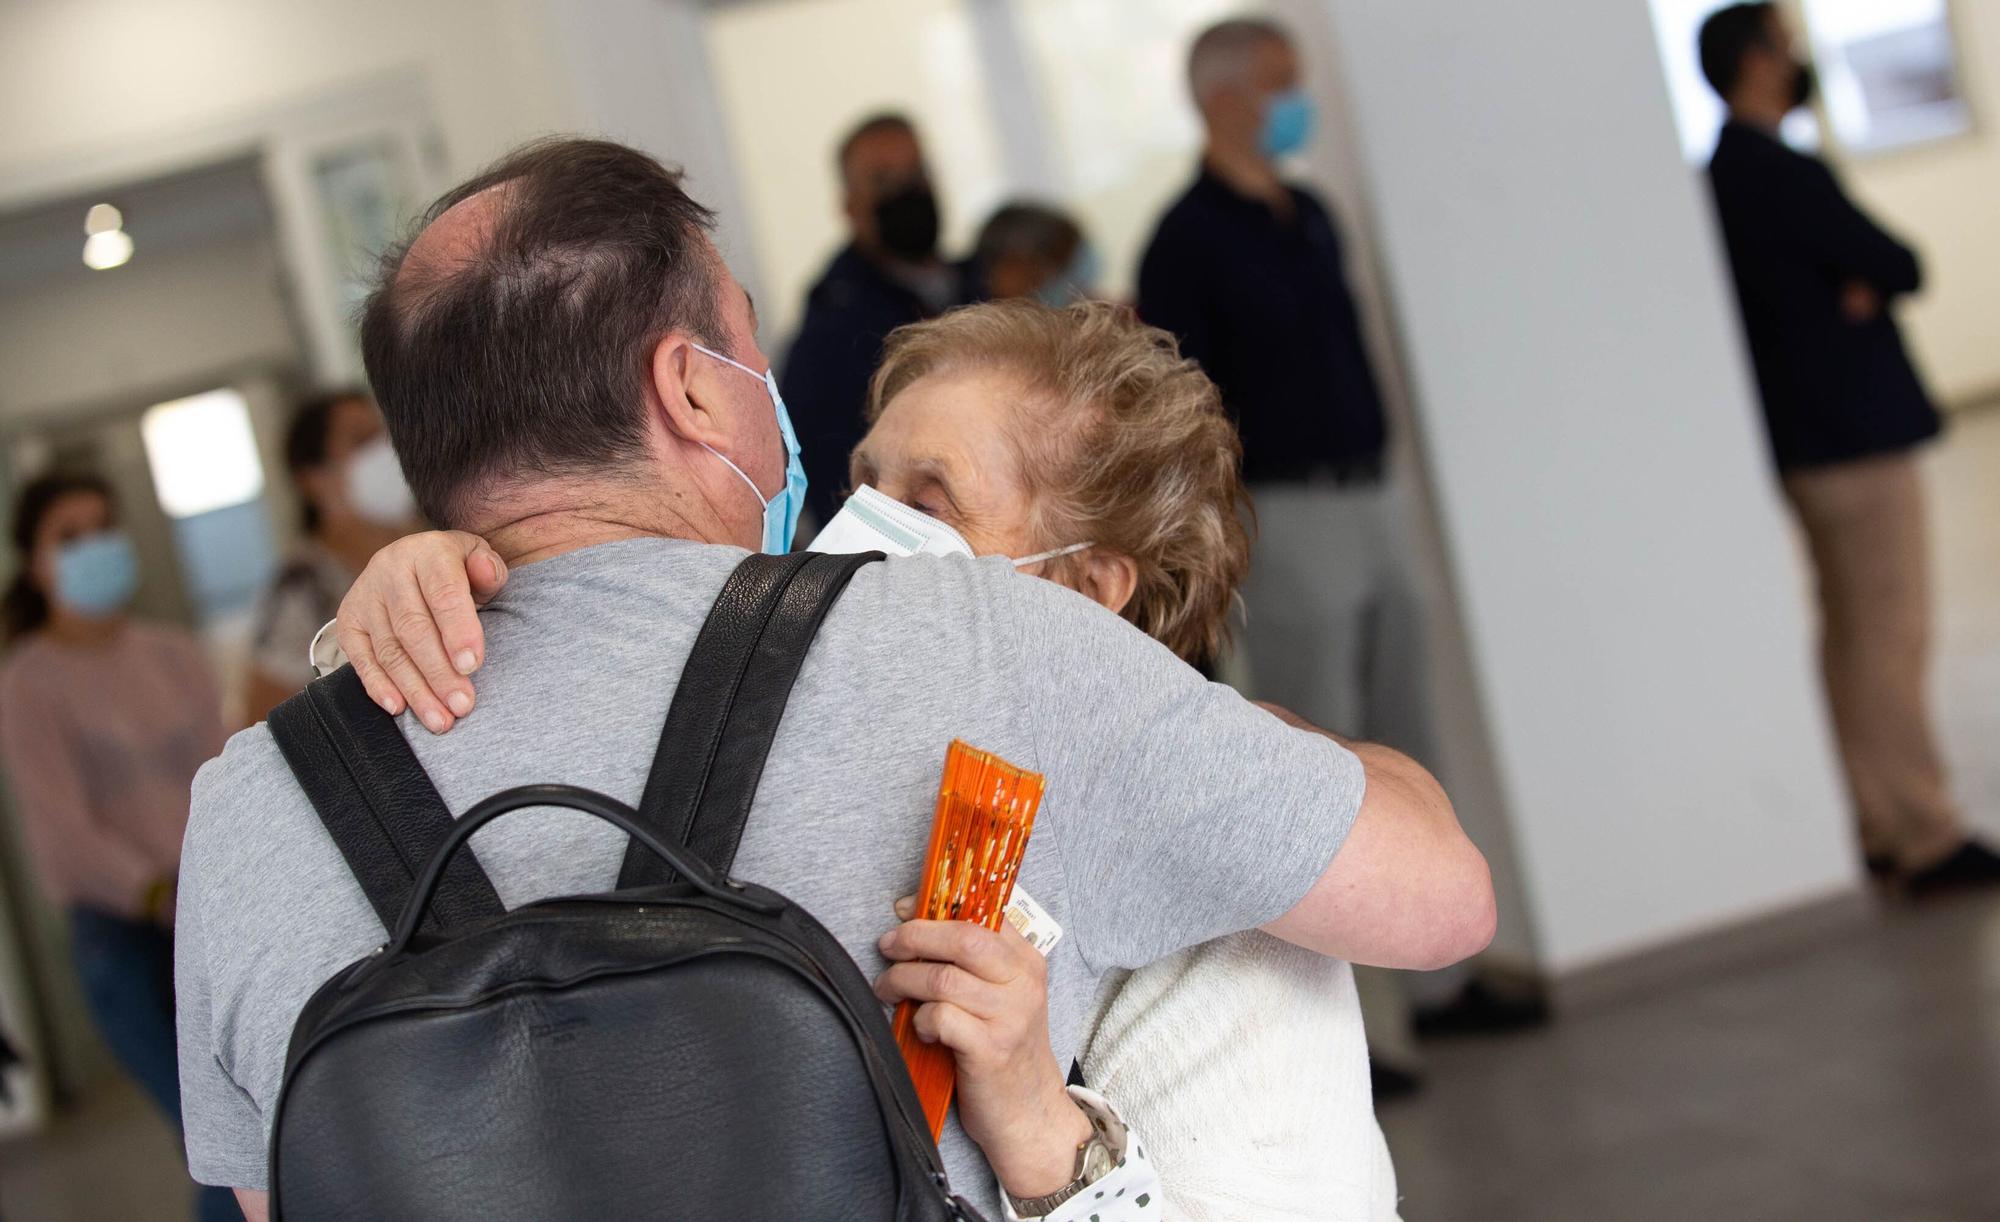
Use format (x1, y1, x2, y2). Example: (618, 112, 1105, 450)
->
(331, 300, 1421, 1219)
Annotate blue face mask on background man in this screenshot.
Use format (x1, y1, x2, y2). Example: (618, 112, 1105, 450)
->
(1034, 242, 1103, 309)
(692, 343, 808, 554)
(54, 530, 139, 617)
(1260, 88, 1315, 159)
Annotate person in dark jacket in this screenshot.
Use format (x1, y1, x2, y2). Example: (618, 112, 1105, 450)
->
(1702, 2, 1999, 895)
(780, 113, 977, 527)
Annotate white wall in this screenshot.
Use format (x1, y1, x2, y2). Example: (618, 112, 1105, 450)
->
(1320, 0, 1858, 974)
(0, 234, 296, 423)
(0, 0, 579, 189)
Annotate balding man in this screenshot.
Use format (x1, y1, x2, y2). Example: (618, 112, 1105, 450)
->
(172, 138, 1490, 1218)
(780, 112, 977, 526)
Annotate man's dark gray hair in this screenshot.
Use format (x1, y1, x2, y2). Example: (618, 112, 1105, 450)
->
(975, 202, 1083, 271)
(836, 111, 918, 181)
(360, 137, 725, 527)
(1187, 17, 1291, 106)
(1698, 2, 1777, 98)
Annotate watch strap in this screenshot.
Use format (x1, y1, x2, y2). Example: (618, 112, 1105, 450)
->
(1003, 1086, 1134, 1219)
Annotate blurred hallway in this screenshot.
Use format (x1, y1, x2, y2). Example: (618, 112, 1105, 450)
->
(1, 405, 1995, 1219)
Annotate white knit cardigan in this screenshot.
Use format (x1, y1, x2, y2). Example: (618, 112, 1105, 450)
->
(1081, 932, 1401, 1221)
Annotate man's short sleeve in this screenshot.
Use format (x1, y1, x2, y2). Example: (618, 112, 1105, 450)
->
(1000, 572, 1365, 972)
(175, 816, 269, 1191)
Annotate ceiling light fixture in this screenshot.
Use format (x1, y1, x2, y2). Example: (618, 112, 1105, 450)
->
(82, 202, 133, 270)
(83, 227, 134, 270)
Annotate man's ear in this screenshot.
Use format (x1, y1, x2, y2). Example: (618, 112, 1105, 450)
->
(649, 332, 726, 449)
(1075, 549, 1140, 619)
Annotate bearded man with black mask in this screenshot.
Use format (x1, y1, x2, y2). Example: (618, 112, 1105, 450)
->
(780, 113, 980, 527)
(1702, 3, 2000, 895)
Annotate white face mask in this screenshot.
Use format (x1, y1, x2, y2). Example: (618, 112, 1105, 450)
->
(344, 436, 419, 527)
(809, 484, 1090, 568)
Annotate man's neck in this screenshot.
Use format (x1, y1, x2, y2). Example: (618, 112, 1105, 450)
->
(1728, 95, 1789, 136)
(1203, 141, 1289, 212)
(470, 478, 742, 569)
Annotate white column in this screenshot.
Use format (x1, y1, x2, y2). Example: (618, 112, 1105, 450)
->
(536, 0, 771, 311)
(1313, 0, 1858, 974)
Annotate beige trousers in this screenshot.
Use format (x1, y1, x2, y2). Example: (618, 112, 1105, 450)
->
(1783, 452, 1963, 868)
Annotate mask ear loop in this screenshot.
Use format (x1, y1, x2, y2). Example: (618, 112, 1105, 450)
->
(1011, 541, 1094, 568)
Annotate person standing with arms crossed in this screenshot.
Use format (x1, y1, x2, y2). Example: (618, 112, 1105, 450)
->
(1700, 3, 2000, 894)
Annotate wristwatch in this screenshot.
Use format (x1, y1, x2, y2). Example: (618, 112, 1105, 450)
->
(1004, 1090, 1125, 1218)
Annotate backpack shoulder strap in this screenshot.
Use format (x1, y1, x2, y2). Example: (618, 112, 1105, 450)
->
(267, 667, 506, 933)
(619, 550, 881, 887)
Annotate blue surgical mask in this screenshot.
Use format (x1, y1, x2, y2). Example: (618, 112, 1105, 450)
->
(1034, 242, 1102, 308)
(1260, 89, 1315, 159)
(692, 343, 808, 554)
(54, 530, 139, 618)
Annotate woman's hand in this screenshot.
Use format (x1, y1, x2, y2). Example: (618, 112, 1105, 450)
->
(875, 899, 1092, 1200)
(336, 530, 510, 733)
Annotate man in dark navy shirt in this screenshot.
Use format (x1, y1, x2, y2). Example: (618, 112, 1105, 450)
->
(780, 114, 977, 527)
(1701, 3, 1997, 894)
(1138, 17, 1450, 1085)
(1139, 19, 1431, 781)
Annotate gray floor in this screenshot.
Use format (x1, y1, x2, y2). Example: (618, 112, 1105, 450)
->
(7, 892, 1999, 1220)
(1380, 889, 2000, 1222)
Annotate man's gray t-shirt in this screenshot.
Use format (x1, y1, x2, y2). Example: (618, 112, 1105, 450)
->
(176, 538, 1364, 1213)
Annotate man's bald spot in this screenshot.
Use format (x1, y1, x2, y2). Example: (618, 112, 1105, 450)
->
(396, 183, 512, 298)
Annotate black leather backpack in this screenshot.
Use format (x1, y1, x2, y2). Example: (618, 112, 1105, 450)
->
(264, 550, 986, 1221)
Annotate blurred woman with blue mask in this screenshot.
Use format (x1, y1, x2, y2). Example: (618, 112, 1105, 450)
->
(0, 471, 237, 1221)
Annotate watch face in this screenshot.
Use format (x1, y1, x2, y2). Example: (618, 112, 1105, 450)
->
(1080, 1137, 1118, 1182)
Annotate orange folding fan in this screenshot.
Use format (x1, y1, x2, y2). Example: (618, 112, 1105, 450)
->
(893, 740, 1045, 1142)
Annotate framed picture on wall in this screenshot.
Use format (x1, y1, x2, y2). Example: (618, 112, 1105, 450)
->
(1799, 0, 1973, 153)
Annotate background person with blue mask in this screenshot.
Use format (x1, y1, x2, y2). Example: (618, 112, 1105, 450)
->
(974, 201, 1098, 307)
(1137, 18, 1543, 1091)
(0, 471, 236, 1222)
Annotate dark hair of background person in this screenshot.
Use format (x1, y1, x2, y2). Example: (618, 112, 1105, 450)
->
(975, 203, 1083, 274)
(284, 389, 369, 536)
(3, 471, 115, 646)
(1698, 2, 1777, 97)
(836, 111, 918, 179)
(360, 138, 726, 527)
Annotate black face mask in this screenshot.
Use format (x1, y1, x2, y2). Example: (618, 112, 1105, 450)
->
(873, 183, 940, 263)
(1790, 59, 1817, 110)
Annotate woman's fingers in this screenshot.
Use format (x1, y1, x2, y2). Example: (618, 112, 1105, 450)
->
(464, 535, 510, 607)
(368, 604, 459, 733)
(879, 919, 1041, 985)
(873, 960, 1008, 1022)
(909, 1000, 981, 1055)
(334, 530, 502, 728)
(340, 626, 406, 717)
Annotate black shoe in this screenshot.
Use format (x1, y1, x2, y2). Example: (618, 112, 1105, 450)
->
(1413, 978, 1552, 1039)
(1904, 839, 2000, 900)
(1370, 1060, 1425, 1102)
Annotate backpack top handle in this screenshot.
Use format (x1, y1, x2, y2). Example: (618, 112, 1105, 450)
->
(381, 783, 786, 959)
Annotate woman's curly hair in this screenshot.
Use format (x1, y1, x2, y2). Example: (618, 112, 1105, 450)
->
(869, 298, 1252, 664)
